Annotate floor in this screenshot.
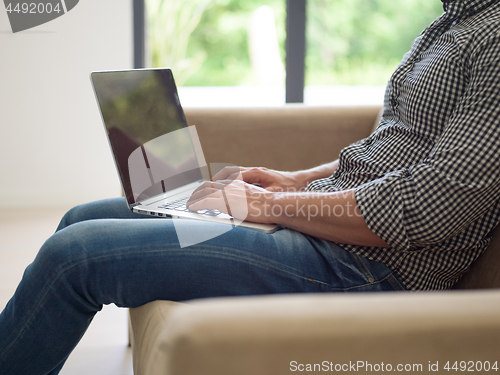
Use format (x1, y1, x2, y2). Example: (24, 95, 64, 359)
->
(0, 207, 133, 375)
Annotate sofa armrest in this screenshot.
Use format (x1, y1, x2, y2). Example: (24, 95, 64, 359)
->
(184, 105, 380, 172)
(130, 291, 500, 375)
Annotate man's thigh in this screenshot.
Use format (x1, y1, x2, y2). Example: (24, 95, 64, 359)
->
(44, 217, 337, 305)
(46, 212, 402, 309)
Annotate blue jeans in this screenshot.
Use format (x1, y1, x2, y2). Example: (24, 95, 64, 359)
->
(0, 198, 405, 374)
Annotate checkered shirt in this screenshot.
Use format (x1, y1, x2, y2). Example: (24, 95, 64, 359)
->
(306, 0, 500, 291)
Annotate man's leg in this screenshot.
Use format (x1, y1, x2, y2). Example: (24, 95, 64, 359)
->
(55, 197, 155, 230)
(0, 198, 404, 375)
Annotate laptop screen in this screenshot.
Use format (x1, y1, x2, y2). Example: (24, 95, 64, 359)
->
(91, 69, 203, 205)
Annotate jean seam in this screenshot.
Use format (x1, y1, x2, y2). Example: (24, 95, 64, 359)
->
(0, 263, 74, 361)
(386, 273, 407, 291)
(348, 252, 375, 282)
(139, 244, 335, 288)
(329, 272, 406, 292)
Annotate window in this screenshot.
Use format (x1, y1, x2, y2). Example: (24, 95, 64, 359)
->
(138, 0, 444, 106)
(145, 0, 286, 106)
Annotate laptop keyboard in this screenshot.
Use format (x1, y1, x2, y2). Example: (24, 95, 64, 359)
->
(159, 196, 223, 217)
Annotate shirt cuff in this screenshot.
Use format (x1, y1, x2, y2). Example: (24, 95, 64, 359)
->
(355, 175, 412, 251)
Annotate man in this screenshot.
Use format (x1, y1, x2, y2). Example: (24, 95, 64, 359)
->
(1, 0, 500, 373)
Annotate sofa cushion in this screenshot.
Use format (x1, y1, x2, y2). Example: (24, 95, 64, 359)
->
(129, 292, 500, 375)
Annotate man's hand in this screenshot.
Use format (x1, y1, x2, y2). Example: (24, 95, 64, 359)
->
(186, 165, 312, 224)
(186, 173, 277, 224)
(211, 166, 306, 192)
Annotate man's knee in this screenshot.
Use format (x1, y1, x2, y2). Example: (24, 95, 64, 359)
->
(34, 228, 86, 276)
(56, 198, 128, 231)
(56, 205, 83, 231)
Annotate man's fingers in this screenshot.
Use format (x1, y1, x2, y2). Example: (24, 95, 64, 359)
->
(239, 167, 276, 187)
(187, 191, 237, 215)
(211, 166, 244, 181)
(190, 181, 230, 198)
(187, 179, 252, 215)
(187, 198, 229, 214)
(187, 185, 221, 204)
(186, 180, 238, 210)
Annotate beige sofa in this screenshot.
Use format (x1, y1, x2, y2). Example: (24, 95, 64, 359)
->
(129, 105, 500, 375)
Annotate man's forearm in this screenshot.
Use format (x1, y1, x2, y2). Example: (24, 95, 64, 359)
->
(238, 160, 339, 193)
(265, 188, 389, 248)
(189, 165, 387, 247)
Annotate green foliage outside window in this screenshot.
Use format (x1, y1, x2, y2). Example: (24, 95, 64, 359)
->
(147, 0, 444, 87)
(307, 0, 444, 85)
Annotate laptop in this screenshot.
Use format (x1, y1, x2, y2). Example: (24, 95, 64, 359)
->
(90, 68, 279, 233)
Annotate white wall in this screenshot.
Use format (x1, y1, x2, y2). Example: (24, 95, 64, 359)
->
(0, 1, 132, 208)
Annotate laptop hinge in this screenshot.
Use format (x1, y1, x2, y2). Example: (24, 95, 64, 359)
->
(130, 202, 142, 208)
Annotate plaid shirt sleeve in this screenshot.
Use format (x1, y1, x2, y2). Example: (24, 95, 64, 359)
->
(306, 1, 500, 290)
(356, 32, 500, 251)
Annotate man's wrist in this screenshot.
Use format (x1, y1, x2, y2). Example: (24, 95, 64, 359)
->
(289, 170, 314, 190)
(292, 161, 339, 189)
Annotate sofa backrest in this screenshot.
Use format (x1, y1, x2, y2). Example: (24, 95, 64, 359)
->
(184, 105, 379, 172)
(453, 224, 500, 289)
